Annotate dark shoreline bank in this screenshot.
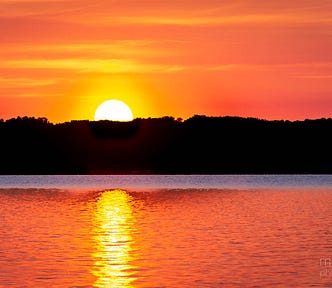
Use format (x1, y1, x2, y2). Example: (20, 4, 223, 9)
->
(1, 115, 332, 174)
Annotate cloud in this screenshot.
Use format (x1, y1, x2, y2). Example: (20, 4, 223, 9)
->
(3, 0, 331, 28)
(0, 77, 57, 88)
(99, 13, 332, 26)
(0, 40, 183, 58)
(1, 93, 62, 98)
(208, 64, 251, 71)
(0, 58, 186, 74)
(208, 62, 332, 71)
(291, 75, 332, 79)
(0, 0, 102, 18)
(3, 58, 330, 75)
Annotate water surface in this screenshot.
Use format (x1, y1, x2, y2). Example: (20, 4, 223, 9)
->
(1, 174, 332, 189)
(1, 175, 332, 287)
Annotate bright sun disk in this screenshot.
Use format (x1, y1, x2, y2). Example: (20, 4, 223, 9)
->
(94, 100, 134, 122)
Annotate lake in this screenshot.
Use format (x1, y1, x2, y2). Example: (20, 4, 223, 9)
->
(1, 175, 332, 287)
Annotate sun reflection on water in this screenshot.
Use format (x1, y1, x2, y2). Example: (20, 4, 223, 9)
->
(92, 189, 137, 288)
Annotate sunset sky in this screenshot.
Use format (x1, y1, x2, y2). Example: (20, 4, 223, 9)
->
(1, 0, 331, 122)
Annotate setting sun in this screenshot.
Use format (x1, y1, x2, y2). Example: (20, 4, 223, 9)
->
(94, 100, 134, 122)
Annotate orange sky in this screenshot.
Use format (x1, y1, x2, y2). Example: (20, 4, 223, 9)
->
(1, 0, 332, 122)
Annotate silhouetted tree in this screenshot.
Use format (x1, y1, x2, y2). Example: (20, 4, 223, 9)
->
(1, 116, 332, 174)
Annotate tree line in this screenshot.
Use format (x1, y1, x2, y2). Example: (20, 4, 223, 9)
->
(0, 115, 332, 174)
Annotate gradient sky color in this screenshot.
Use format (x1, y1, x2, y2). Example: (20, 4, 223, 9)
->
(1, 0, 332, 122)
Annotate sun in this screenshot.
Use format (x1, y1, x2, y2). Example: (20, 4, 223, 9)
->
(94, 100, 134, 122)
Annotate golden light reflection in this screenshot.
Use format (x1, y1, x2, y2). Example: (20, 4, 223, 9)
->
(92, 190, 137, 288)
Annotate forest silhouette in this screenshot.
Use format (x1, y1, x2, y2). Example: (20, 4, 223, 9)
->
(0, 115, 331, 174)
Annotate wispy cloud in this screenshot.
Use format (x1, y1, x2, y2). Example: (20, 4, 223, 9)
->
(1, 92, 62, 98)
(3, 0, 331, 27)
(291, 75, 332, 79)
(0, 58, 186, 74)
(0, 0, 102, 18)
(107, 14, 329, 26)
(208, 62, 332, 71)
(3, 58, 331, 75)
(207, 64, 251, 71)
(0, 77, 57, 88)
(0, 40, 183, 58)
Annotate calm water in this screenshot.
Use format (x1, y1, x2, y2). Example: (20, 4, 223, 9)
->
(1, 175, 332, 287)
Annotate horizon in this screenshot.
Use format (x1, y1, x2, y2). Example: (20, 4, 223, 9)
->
(2, 113, 332, 125)
(1, 1, 331, 122)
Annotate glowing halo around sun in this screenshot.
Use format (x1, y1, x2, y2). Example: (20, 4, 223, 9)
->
(94, 100, 134, 122)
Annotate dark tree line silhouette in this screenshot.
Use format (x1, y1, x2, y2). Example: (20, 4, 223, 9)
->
(1, 115, 332, 174)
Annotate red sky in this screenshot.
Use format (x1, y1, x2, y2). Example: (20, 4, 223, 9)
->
(1, 0, 331, 122)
